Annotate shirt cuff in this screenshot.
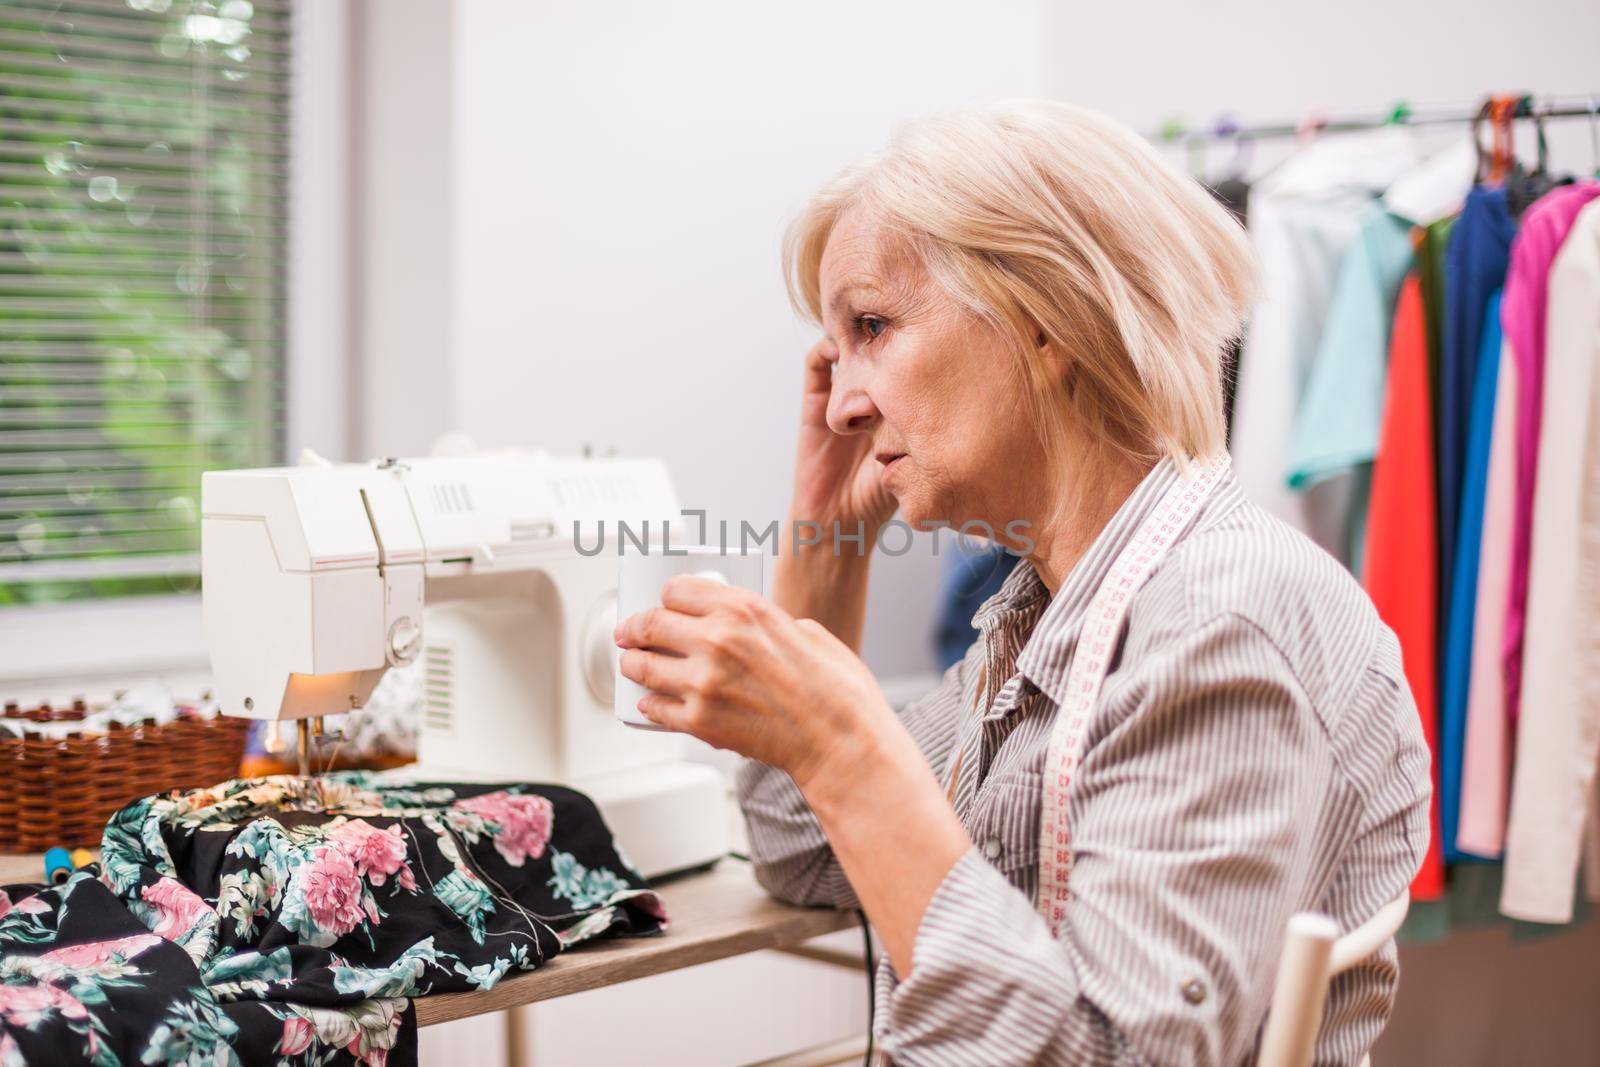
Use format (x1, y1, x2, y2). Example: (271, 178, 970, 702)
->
(874, 846, 1103, 1063)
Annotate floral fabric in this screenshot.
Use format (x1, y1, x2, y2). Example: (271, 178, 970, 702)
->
(1, 773, 666, 1066)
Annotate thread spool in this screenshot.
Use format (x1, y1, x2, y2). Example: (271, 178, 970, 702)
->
(44, 846, 73, 885)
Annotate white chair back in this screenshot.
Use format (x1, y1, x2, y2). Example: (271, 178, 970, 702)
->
(1256, 893, 1410, 1067)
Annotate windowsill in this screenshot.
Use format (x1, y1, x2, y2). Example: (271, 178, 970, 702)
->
(0, 594, 210, 701)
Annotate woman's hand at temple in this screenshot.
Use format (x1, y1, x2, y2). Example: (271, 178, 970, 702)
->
(772, 337, 897, 654)
(791, 336, 898, 536)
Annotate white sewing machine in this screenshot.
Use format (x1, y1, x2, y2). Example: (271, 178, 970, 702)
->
(199, 449, 728, 878)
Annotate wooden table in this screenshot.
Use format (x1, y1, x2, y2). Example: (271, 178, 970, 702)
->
(415, 859, 854, 1025)
(0, 853, 68, 883)
(0, 853, 858, 1027)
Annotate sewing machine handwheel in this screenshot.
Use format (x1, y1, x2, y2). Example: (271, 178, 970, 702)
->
(387, 617, 422, 666)
(581, 591, 619, 706)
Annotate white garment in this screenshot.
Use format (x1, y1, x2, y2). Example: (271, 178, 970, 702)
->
(1230, 129, 1418, 556)
(1501, 198, 1600, 924)
(1382, 139, 1476, 228)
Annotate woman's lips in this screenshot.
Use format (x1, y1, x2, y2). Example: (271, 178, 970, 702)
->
(876, 452, 906, 480)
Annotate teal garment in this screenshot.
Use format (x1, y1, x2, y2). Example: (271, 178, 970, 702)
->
(1287, 208, 1416, 566)
(1440, 290, 1504, 863)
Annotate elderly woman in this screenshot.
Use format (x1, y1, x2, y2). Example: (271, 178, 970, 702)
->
(614, 100, 1430, 1066)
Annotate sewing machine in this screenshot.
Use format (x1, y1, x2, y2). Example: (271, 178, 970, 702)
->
(199, 449, 729, 878)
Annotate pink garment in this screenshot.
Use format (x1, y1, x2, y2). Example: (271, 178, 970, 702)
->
(1456, 340, 1516, 857)
(1501, 198, 1600, 923)
(1501, 181, 1600, 726)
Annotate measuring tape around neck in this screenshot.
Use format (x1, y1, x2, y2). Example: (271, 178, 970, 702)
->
(1036, 452, 1230, 934)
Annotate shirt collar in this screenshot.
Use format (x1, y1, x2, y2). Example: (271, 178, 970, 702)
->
(1008, 456, 1184, 708)
(970, 551, 1049, 631)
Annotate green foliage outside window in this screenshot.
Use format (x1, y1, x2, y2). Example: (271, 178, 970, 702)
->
(0, 0, 288, 606)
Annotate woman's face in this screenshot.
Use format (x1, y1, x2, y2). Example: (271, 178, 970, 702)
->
(817, 206, 1045, 535)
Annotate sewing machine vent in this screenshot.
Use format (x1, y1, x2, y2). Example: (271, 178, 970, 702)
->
(422, 641, 455, 734)
(430, 482, 475, 514)
(551, 474, 636, 507)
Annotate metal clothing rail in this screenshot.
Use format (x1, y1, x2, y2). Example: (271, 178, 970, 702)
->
(1150, 92, 1600, 144)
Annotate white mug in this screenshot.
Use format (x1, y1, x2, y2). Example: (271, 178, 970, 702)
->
(615, 544, 765, 730)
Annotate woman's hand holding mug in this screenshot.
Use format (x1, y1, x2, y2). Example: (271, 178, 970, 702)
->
(613, 574, 895, 793)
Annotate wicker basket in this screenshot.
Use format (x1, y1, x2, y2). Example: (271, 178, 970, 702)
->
(0, 700, 250, 853)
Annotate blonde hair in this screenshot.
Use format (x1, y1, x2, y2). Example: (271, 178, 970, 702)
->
(784, 99, 1258, 469)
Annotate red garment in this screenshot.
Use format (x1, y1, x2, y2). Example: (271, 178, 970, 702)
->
(1364, 271, 1444, 900)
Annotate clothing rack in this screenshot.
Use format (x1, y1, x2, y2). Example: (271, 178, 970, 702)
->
(1151, 93, 1600, 144)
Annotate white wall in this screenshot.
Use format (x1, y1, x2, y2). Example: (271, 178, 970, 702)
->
(352, 0, 457, 459)
(1049, 0, 1600, 184)
(1047, 0, 1600, 139)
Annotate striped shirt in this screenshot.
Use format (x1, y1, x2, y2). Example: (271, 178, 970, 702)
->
(736, 457, 1431, 1066)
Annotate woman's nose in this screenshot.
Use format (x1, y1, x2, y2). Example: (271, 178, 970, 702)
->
(825, 369, 880, 435)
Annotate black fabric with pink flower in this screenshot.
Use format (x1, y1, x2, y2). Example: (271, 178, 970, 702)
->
(1, 773, 667, 1065)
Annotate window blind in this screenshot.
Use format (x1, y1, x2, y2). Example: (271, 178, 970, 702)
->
(0, 0, 290, 605)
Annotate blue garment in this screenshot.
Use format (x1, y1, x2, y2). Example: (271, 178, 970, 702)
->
(1440, 289, 1504, 862)
(935, 545, 1019, 669)
(1287, 207, 1415, 569)
(1438, 187, 1515, 607)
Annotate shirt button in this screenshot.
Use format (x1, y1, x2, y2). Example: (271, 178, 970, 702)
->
(981, 837, 1003, 860)
(1181, 978, 1207, 1005)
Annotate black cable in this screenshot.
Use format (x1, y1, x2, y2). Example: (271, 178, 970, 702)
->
(733, 851, 874, 1063)
(859, 909, 875, 1066)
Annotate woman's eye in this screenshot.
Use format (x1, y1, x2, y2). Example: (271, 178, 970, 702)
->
(857, 316, 886, 340)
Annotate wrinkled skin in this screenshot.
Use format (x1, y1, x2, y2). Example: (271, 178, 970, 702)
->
(614, 204, 1057, 775)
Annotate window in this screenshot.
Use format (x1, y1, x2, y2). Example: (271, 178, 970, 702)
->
(0, 0, 290, 606)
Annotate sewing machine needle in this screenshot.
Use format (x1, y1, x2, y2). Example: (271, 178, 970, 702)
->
(297, 719, 311, 778)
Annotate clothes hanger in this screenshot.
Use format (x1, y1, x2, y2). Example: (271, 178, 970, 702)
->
(1214, 113, 1254, 184)
(1471, 93, 1519, 186)
(1505, 94, 1574, 217)
(1157, 116, 1206, 180)
(1203, 114, 1252, 222)
(1295, 107, 1328, 151)
(1471, 96, 1494, 184)
(1381, 98, 1477, 231)
(1241, 105, 1327, 187)
(1588, 96, 1600, 178)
